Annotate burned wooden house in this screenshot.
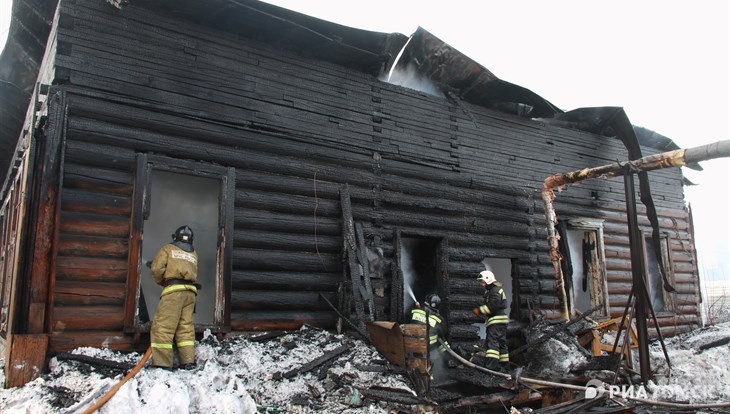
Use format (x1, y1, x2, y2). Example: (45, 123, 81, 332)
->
(0, 0, 703, 386)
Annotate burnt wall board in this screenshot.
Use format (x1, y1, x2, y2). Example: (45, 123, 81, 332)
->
(38, 0, 698, 350)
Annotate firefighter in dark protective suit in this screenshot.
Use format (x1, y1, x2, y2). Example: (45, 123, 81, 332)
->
(410, 293, 450, 382)
(149, 225, 199, 370)
(473, 270, 509, 371)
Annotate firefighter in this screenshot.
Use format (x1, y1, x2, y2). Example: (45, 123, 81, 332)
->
(148, 225, 200, 370)
(410, 293, 450, 382)
(473, 270, 509, 372)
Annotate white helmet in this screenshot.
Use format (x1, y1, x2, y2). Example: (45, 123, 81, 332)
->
(477, 270, 496, 285)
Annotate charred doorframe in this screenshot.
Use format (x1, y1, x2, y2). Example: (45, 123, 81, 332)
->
(391, 230, 448, 324)
(560, 218, 609, 318)
(124, 154, 235, 334)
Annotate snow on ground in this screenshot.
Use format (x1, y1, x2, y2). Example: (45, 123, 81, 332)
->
(645, 322, 730, 403)
(0, 322, 729, 412)
(0, 326, 421, 413)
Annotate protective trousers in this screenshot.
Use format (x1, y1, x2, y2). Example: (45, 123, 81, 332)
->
(151, 290, 196, 367)
(485, 322, 509, 363)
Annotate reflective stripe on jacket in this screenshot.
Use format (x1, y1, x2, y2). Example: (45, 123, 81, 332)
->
(477, 284, 507, 320)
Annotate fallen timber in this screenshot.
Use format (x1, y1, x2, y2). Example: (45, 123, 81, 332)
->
(438, 338, 730, 410)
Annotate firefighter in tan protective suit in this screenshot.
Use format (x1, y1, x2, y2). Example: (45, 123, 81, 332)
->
(149, 225, 199, 370)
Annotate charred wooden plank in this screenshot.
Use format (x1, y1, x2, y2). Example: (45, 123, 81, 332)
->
(279, 343, 352, 379)
(340, 185, 369, 329)
(55, 352, 135, 371)
(358, 388, 421, 405)
(247, 331, 288, 342)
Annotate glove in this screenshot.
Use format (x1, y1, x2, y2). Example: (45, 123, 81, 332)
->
(473, 308, 480, 317)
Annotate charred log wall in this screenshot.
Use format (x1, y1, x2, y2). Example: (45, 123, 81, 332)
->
(40, 0, 698, 352)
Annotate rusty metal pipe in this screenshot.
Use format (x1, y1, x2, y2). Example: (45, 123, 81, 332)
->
(542, 139, 730, 321)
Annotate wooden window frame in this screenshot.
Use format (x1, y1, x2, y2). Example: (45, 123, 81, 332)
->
(123, 153, 235, 333)
(564, 218, 609, 318)
(641, 232, 676, 316)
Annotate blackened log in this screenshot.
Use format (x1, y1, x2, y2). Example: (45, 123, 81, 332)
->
(232, 271, 339, 291)
(233, 229, 341, 254)
(235, 188, 340, 217)
(232, 249, 341, 272)
(230, 290, 338, 311)
(358, 388, 421, 405)
(61, 188, 131, 216)
(55, 352, 135, 371)
(63, 163, 134, 196)
(64, 139, 136, 168)
(247, 331, 288, 342)
(235, 209, 341, 236)
(280, 343, 352, 379)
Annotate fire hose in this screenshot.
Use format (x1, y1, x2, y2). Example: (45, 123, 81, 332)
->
(81, 347, 152, 414)
(438, 339, 730, 409)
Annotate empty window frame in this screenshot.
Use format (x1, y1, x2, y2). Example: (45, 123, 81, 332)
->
(125, 154, 234, 332)
(559, 218, 609, 318)
(642, 233, 676, 314)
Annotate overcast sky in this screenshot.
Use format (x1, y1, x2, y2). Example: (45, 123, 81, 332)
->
(1, 1, 728, 281)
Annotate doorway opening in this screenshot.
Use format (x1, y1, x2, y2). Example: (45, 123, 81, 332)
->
(140, 170, 220, 326)
(393, 233, 447, 323)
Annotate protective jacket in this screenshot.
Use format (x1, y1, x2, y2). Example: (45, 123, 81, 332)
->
(150, 243, 198, 368)
(476, 283, 508, 326)
(475, 283, 509, 364)
(410, 307, 448, 353)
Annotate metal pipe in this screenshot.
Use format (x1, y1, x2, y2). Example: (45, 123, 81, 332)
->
(624, 171, 651, 383)
(541, 140, 730, 322)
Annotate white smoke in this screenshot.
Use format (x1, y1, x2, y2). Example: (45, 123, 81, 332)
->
(383, 63, 444, 98)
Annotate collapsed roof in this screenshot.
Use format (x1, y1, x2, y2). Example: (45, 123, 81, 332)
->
(0, 0, 699, 177)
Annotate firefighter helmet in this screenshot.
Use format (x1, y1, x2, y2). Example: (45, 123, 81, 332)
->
(477, 270, 496, 285)
(172, 225, 194, 243)
(424, 293, 441, 309)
